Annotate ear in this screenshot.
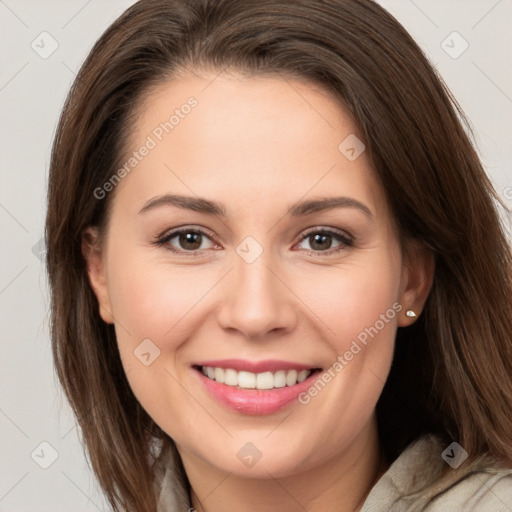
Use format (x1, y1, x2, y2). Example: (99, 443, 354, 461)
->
(397, 241, 435, 327)
(82, 227, 114, 324)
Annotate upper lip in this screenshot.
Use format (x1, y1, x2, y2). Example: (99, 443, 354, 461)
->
(193, 359, 321, 373)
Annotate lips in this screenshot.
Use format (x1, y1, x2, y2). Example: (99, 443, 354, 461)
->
(191, 359, 323, 415)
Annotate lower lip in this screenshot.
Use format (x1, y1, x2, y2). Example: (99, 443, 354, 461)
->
(193, 368, 321, 415)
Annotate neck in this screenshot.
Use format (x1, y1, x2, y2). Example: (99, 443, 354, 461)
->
(181, 414, 387, 512)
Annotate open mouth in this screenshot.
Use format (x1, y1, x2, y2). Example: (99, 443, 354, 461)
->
(193, 365, 323, 391)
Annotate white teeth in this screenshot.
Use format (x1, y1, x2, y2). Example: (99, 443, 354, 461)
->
(256, 371, 274, 390)
(273, 370, 287, 388)
(200, 366, 313, 389)
(238, 371, 256, 389)
(297, 370, 309, 383)
(224, 368, 238, 386)
(214, 367, 225, 384)
(286, 370, 298, 386)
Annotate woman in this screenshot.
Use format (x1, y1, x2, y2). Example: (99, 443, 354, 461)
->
(45, 0, 512, 510)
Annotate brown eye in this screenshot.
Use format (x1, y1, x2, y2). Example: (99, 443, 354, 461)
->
(309, 233, 334, 251)
(177, 231, 203, 251)
(297, 229, 353, 255)
(155, 227, 217, 255)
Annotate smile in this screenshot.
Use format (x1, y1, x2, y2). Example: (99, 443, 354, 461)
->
(199, 366, 315, 390)
(192, 360, 323, 415)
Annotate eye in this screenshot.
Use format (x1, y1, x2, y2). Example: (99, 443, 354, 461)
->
(295, 228, 354, 255)
(153, 226, 354, 257)
(153, 227, 218, 256)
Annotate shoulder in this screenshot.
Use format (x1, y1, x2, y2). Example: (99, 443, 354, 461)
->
(425, 469, 512, 511)
(361, 434, 512, 511)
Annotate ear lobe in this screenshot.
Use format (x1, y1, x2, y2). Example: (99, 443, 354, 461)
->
(397, 242, 435, 327)
(82, 227, 114, 324)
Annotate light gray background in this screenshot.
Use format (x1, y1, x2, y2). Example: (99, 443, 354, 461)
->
(1, 1, 511, 510)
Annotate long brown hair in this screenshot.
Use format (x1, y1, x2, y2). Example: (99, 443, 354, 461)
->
(45, 0, 512, 510)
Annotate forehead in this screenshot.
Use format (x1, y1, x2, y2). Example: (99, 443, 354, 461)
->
(111, 71, 389, 222)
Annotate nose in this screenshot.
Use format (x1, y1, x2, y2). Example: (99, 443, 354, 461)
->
(216, 247, 298, 341)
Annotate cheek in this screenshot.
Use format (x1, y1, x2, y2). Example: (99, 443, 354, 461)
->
(105, 251, 200, 424)
(293, 247, 401, 418)
(293, 266, 399, 439)
(295, 252, 401, 349)
(106, 248, 210, 346)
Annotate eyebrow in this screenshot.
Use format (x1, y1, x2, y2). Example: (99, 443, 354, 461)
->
(138, 194, 373, 218)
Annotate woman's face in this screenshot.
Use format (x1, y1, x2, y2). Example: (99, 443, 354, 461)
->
(85, 71, 431, 478)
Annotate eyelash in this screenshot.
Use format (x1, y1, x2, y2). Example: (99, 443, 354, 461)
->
(153, 226, 354, 258)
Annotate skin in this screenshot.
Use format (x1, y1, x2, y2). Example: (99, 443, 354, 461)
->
(84, 70, 434, 512)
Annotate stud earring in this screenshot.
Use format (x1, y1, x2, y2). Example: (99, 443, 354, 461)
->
(406, 309, 417, 318)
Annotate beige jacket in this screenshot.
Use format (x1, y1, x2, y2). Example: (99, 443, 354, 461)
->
(155, 434, 512, 511)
